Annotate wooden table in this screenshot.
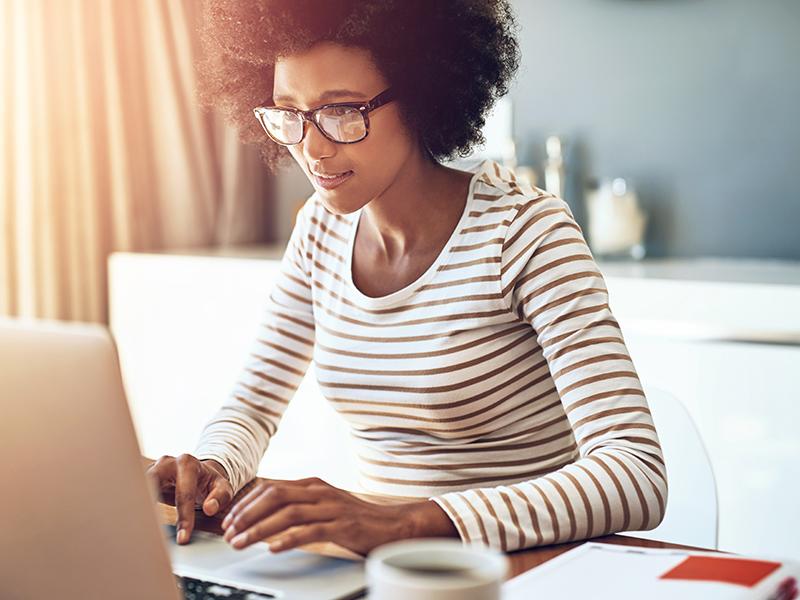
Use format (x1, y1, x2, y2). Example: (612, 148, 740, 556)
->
(142, 457, 705, 578)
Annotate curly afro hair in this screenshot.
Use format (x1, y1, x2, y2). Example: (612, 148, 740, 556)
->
(196, 0, 521, 173)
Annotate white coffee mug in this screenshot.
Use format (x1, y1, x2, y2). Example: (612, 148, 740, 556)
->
(366, 538, 508, 600)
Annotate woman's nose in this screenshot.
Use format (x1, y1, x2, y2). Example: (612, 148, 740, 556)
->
(302, 120, 337, 165)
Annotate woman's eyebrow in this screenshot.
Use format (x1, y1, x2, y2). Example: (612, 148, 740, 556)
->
(272, 89, 367, 104)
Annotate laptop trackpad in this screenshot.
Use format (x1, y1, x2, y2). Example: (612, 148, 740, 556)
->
(163, 525, 365, 599)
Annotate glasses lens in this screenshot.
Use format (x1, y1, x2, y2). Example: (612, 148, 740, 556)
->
(316, 106, 367, 142)
(260, 108, 303, 144)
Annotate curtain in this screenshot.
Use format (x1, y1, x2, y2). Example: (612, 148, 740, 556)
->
(0, 0, 272, 324)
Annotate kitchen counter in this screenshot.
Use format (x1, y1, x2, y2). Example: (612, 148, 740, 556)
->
(597, 258, 800, 345)
(598, 257, 800, 287)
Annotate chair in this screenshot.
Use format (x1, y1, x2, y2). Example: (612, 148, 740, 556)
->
(624, 387, 719, 549)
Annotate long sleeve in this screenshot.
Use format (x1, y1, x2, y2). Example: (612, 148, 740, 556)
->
(431, 193, 668, 551)
(194, 200, 316, 495)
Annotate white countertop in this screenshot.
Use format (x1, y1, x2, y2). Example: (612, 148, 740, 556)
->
(120, 246, 800, 288)
(135, 243, 287, 261)
(597, 258, 800, 287)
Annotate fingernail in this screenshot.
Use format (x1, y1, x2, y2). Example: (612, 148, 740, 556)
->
(206, 499, 219, 514)
(177, 529, 188, 544)
(231, 532, 248, 547)
(269, 539, 283, 553)
(222, 514, 231, 528)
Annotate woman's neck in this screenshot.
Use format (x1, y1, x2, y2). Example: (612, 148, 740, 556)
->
(359, 153, 472, 261)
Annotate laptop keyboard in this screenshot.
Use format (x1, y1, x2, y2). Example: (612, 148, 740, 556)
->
(175, 574, 275, 599)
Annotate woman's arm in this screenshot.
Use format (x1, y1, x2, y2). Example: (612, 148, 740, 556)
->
(193, 199, 316, 495)
(430, 192, 668, 551)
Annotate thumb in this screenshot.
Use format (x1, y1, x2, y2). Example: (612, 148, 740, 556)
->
(202, 476, 234, 517)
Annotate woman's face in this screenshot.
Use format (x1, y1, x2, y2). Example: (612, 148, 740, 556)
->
(272, 42, 418, 215)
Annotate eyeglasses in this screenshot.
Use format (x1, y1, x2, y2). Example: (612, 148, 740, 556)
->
(253, 88, 396, 146)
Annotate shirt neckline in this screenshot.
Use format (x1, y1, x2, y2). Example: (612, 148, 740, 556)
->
(344, 160, 488, 308)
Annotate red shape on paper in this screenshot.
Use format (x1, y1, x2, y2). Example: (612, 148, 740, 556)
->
(660, 556, 782, 588)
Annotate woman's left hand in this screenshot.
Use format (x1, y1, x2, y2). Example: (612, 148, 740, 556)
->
(220, 476, 457, 556)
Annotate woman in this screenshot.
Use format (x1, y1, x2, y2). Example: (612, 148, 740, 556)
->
(147, 0, 667, 556)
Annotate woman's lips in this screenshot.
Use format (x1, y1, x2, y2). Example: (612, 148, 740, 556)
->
(312, 170, 354, 190)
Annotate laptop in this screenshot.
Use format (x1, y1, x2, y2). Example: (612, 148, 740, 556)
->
(0, 318, 366, 600)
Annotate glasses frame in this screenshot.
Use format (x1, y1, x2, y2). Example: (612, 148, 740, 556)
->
(253, 87, 396, 146)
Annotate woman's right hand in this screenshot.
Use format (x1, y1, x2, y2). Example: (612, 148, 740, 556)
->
(145, 454, 234, 545)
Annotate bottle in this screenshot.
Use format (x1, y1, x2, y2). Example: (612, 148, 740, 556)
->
(585, 177, 647, 260)
(543, 135, 566, 200)
(501, 138, 537, 187)
(515, 166, 538, 187)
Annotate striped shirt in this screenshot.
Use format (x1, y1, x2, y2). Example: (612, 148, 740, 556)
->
(194, 158, 667, 551)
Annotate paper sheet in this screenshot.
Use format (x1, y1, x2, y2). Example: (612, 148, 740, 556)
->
(503, 543, 799, 600)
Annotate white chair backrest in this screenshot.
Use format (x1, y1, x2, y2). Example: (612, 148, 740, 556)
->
(624, 387, 719, 549)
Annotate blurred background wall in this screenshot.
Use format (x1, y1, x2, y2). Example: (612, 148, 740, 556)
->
(509, 0, 799, 259)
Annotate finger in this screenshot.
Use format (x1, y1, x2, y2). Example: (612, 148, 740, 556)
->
(223, 478, 340, 532)
(267, 522, 335, 553)
(145, 455, 176, 497)
(202, 475, 234, 517)
(174, 454, 200, 544)
(221, 478, 298, 529)
(231, 478, 339, 521)
(230, 503, 338, 551)
(224, 484, 321, 542)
